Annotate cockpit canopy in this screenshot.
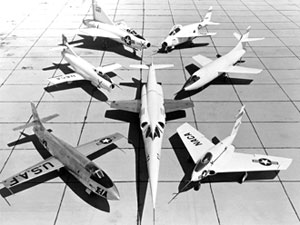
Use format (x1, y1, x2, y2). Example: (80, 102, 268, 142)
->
(169, 24, 182, 36)
(195, 152, 213, 172)
(126, 28, 145, 40)
(85, 162, 113, 188)
(183, 75, 200, 89)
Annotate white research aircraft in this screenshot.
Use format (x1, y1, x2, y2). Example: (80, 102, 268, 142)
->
(48, 34, 122, 92)
(170, 105, 292, 202)
(182, 26, 264, 91)
(160, 6, 219, 52)
(0, 103, 123, 204)
(110, 63, 194, 213)
(79, 0, 151, 55)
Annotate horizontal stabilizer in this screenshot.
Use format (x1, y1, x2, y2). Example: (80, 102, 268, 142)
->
(130, 64, 149, 70)
(13, 114, 59, 131)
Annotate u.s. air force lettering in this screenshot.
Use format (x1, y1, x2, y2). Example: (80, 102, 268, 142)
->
(8, 161, 55, 187)
(184, 132, 202, 146)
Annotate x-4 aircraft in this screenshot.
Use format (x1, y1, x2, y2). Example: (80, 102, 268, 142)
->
(175, 106, 291, 194)
(0, 103, 123, 203)
(182, 26, 264, 91)
(110, 63, 194, 212)
(80, 0, 150, 55)
(161, 6, 219, 52)
(48, 34, 121, 92)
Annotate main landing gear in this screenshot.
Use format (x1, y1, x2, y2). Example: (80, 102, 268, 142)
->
(194, 181, 201, 191)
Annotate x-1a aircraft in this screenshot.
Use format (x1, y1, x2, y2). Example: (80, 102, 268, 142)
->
(160, 6, 219, 52)
(48, 34, 121, 92)
(79, 0, 150, 55)
(182, 26, 264, 91)
(173, 106, 291, 198)
(0, 103, 122, 203)
(110, 63, 193, 213)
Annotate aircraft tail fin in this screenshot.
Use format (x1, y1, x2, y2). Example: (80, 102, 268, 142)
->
(92, 0, 114, 25)
(230, 105, 245, 138)
(234, 26, 264, 49)
(61, 34, 77, 56)
(201, 6, 219, 26)
(13, 103, 59, 131)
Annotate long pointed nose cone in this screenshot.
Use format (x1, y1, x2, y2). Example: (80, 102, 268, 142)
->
(106, 185, 120, 200)
(148, 160, 159, 208)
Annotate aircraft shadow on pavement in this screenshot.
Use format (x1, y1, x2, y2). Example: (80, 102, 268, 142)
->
(44, 81, 108, 102)
(69, 35, 141, 60)
(169, 133, 279, 197)
(43, 63, 74, 75)
(157, 42, 209, 54)
(1, 132, 120, 212)
(174, 63, 253, 100)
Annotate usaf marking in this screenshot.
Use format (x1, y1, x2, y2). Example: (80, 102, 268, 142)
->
(252, 158, 279, 166)
(184, 132, 202, 146)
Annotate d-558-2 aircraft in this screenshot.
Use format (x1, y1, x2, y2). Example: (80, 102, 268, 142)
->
(0, 103, 123, 204)
(173, 105, 291, 199)
(48, 34, 122, 92)
(79, 0, 151, 55)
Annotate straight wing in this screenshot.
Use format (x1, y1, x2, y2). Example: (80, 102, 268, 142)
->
(76, 133, 124, 159)
(211, 152, 292, 173)
(110, 100, 141, 113)
(177, 123, 214, 163)
(78, 28, 120, 40)
(98, 63, 122, 74)
(219, 65, 262, 74)
(48, 73, 85, 85)
(192, 54, 213, 67)
(164, 99, 194, 113)
(1, 156, 63, 190)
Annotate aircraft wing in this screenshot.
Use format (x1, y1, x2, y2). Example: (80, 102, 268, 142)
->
(177, 123, 214, 163)
(78, 28, 120, 40)
(48, 73, 85, 85)
(110, 100, 141, 113)
(219, 65, 262, 74)
(211, 152, 292, 173)
(177, 32, 216, 39)
(1, 156, 63, 190)
(192, 54, 213, 67)
(98, 63, 122, 74)
(76, 133, 124, 159)
(164, 99, 194, 113)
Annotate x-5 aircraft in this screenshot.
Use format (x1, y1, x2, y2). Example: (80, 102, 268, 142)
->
(182, 26, 264, 91)
(171, 106, 291, 201)
(48, 34, 121, 92)
(160, 6, 219, 52)
(79, 0, 150, 55)
(110, 63, 194, 212)
(0, 103, 123, 204)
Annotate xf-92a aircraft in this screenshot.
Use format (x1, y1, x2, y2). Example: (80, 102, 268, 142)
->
(170, 106, 292, 202)
(182, 26, 264, 92)
(110, 63, 194, 216)
(0, 103, 123, 204)
(79, 0, 151, 55)
(160, 6, 219, 52)
(48, 34, 122, 92)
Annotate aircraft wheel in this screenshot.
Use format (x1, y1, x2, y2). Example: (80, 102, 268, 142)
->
(194, 182, 201, 191)
(216, 54, 222, 58)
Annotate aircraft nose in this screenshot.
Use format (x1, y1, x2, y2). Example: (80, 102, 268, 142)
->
(106, 185, 120, 200)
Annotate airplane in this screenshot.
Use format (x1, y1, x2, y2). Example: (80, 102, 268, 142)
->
(79, 0, 151, 55)
(160, 6, 219, 52)
(181, 26, 264, 92)
(0, 103, 123, 204)
(170, 105, 292, 202)
(47, 34, 122, 92)
(110, 63, 194, 216)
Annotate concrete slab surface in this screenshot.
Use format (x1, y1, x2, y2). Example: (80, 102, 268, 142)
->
(1, 0, 300, 225)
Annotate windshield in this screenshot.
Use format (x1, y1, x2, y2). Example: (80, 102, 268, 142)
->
(86, 162, 113, 188)
(126, 28, 145, 40)
(169, 25, 182, 36)
(195, 152, 213, 172)
(183, 75, 200, 88)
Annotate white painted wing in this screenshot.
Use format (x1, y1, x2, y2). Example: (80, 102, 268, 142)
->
(110, 100, 141, 113)
(164, 99, 194, 113)
(76, 133, 124, 158)
(1, 156, 63, 189)
(98, 63, 122, 74)
(192, 54, 213, 67)
(211, 152, 292, 173)
(78, 28, 120, 40)
(177, 32, 216, 39)
(177, 123, 214, 163)
(219, 65, 262, 74)
(48, 73, 85, 84)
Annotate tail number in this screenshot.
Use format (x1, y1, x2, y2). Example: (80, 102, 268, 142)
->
(184, 132, 203, 146)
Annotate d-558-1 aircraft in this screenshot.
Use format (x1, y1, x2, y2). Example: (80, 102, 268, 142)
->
(160, 6, 219, 52)
(48, 34, 122, 92)
(79, 0, 151, 55)
(0, 103, 123, 204)
(172, 105, 291, 201)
